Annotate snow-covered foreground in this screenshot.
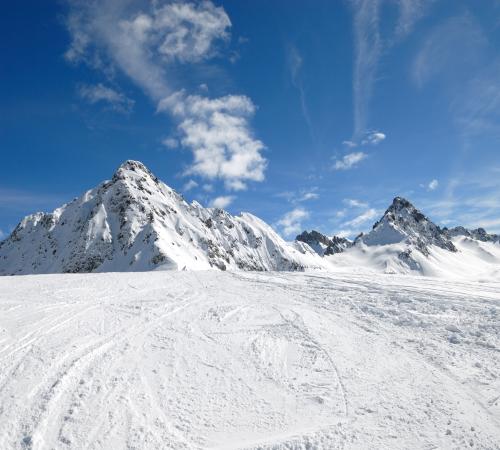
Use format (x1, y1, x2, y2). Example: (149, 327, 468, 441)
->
(0, 271, 499, 449)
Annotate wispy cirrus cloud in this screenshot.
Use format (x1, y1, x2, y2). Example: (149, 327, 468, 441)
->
(343, 208, 379, 228)
(287, 45, 314, 142)
(343, 198, 368, 208)
(78, 83, 134, 113)
(333, 152, 367, 170)
(412, 13, 486, 89)
(350, 0, 433, 137)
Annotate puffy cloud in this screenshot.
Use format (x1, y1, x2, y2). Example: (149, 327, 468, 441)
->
(78, 83, 134, 112)
(64, 0, 232, 100)
(333, 152, 367, 170)
(0, 229, 5, 240)
(209, 195, 234, 209)
(428, 179, 439, 191)
(152, 1, 230, 63)
(64, 1, 266, 191)
(276, 208, 309, 237)
(159, 91, 266, 190)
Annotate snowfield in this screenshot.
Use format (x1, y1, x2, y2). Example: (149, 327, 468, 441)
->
(1, 270, 499, 449)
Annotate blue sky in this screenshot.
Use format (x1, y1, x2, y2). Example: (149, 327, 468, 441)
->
(2, 0, 500, 240)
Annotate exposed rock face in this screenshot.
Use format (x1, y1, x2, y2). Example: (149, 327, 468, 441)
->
(296, 230, 352, 256)
(361, 197, 457, 255)
(0, 161, 321, 275)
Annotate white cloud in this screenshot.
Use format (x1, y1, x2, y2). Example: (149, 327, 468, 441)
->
(65, 0, 232, 100)
(298, 191, 319, 202)
(162, 137, 179, 149)
(351, 0, 382, 137)
(288, 45, 314, 140)
(0, 229, 5, 240)
(342, 140, 358, 148)
(333, 152, 367, 170)
(395, 0, 434, 39)
(152, 2, 230, 63)
(344, 208, 379, 228)
(159, 91, 266, 190)
(79, 83, 134, 112)
(209, 195, 234, 209)
(428, 179, 439, 191)
(362, 131, 386, 145)
(343, 198, 368, 208)
(277, 208, 309, 237)
(183, 179, 198, 191)
(64, 1, 267, 192)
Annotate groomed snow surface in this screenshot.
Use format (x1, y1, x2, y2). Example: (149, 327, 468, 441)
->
(1, 270, 499, 449)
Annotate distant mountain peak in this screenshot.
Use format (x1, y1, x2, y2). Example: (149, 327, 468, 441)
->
(363, 197, 456, 254)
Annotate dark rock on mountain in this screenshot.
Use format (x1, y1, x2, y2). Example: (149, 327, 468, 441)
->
(296, 230, 352, 256)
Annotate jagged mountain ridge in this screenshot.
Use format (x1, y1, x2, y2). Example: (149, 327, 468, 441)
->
(296, 230, 352, 256)
(294, 197, 500, 276)
(445, 226, 500, 243)
(1, 165, 498, 277)
(0, 161, 322, 275)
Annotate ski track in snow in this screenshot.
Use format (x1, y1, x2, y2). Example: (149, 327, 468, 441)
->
(0, 271, 499, 449)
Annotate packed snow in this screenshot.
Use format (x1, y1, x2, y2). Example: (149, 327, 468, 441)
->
(1, 270, 499, 449)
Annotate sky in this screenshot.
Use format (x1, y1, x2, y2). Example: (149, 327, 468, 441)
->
(2, 0, 500, 240)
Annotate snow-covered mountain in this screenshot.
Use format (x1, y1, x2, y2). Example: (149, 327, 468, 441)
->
(359, 197, 456, 255)
(296, 197, 500, 278)
(0, 161, 323, 275)
(2, 167, 499, 278)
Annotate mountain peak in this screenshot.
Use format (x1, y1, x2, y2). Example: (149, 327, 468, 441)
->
(111, 160, 161, 189)
(119, 160, 149, 172)
(363, 197, 456, 255)
(388, 197, 414, 212)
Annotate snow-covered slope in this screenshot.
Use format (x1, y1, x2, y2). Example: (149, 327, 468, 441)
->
(0, 161, 324, 275)
(1, 270, 499, 449)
